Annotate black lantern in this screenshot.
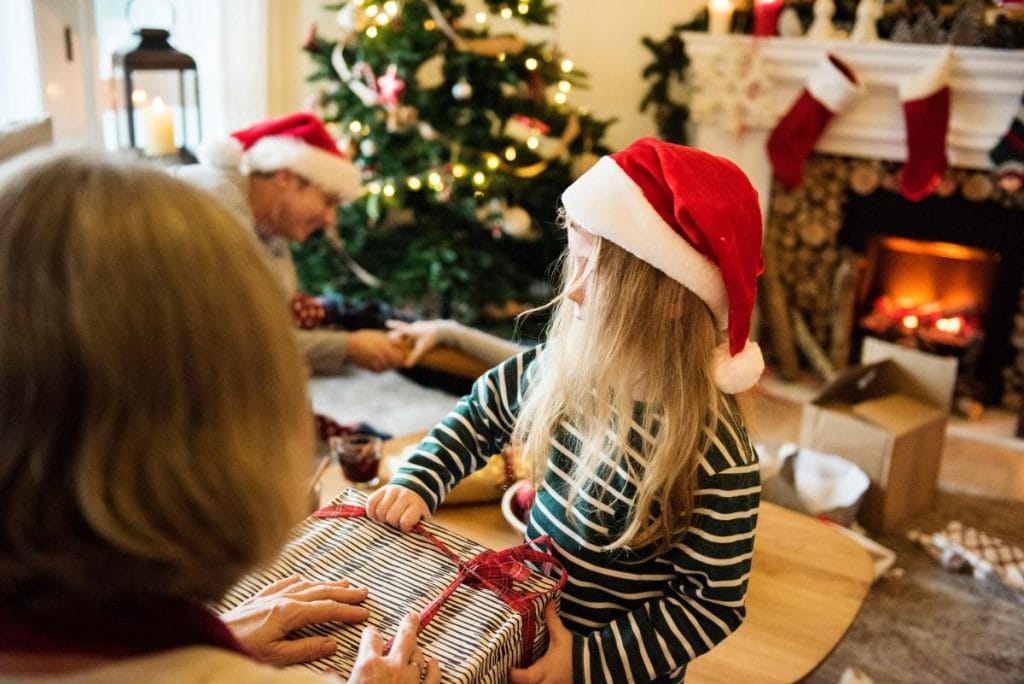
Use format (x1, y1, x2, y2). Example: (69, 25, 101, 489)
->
(112, 27, 201, 162)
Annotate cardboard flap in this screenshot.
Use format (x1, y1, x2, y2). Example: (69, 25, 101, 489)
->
(813, 361, 906, 405)
(860, 338, 958, 411)
(851, 394, 947, 434)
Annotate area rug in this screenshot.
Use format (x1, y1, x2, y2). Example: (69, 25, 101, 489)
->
(807, 490, 1024, 684)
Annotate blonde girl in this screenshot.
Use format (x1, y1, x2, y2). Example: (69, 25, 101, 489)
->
(369, 138, 764, 683)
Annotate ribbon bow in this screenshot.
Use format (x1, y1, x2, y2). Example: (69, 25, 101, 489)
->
(314, 503, 566, 666)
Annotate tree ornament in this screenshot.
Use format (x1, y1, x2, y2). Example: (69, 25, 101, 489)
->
(418, 121, 439, 140)
(377, 64, 406, 109)
(360, 138, 378, 157)
(331, 48, 380, 106)
(416, 54, 446, 89)
(849, 0, 880, 42)
(501, 206, 533, 238)
(807, 0, 837, 39)
(452, 77, 473, 100)
(336, 2, 371, 33)
(504, 115, 550, 144)
(387, 105, 419, 132)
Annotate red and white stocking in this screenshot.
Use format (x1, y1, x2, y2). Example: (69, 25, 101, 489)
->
(899, 48, 952, 201)
(767, 54, 862, 190)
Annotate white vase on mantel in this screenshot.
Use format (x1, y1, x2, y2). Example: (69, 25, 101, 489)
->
(849, 0, 881, 42)
(806, 0, 837, 39)
(777, 6, 804, 37)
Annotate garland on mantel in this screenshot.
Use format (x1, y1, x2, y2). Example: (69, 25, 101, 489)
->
(640, 1, 1023, 142)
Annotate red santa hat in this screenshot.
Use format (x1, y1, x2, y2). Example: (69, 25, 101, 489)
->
(561, 137, 765, 394)
(198, 112, 362, 202)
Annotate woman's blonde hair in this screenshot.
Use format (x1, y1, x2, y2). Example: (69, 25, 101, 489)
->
(513, 213, 725, 555)
(0, 153, 313, 609)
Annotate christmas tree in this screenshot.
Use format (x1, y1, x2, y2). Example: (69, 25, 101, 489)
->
(298, 0, 614, 324)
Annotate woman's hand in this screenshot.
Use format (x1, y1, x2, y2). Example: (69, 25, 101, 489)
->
(220, 574, 370, 666)
(366, 484, 431, 532)
(385, 319, 456, 367)
(509, 602, 574, 684)
(349, 612, 441, 684)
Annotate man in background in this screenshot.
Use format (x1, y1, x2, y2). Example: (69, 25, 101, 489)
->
(175, 112, 406, 374)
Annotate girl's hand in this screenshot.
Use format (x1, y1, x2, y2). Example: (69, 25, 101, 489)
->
(221, 574, 370, 666)
(348, 612, 441, 684)
(385, 319, 456, 367)
(509, 602, 573, 684)
(367, 484, 431, 531)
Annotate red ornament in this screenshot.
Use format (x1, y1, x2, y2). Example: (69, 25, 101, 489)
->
(377, 64, 406, 109)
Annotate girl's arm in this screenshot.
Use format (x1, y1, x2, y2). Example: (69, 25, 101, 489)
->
(573, 462, 760, 682)
(385, 347, 538, 512)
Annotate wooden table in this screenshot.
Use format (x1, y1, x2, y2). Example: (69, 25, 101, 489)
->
(320, 434, 874, 684)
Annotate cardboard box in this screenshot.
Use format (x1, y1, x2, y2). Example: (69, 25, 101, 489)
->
(798, 339, 957, 532)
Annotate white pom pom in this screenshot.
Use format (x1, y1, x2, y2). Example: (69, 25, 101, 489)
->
(197, 137, 243, 169)
(712, 340, 764, 394)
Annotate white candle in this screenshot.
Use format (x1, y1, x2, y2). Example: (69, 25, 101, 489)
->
(708, 0, 735, 34)
(143, 97, 176, 156)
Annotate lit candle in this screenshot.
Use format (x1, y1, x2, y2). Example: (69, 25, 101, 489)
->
(753, 0, 784, 36)
(708, 0, 735, 34)
(143, 97, 176, 156)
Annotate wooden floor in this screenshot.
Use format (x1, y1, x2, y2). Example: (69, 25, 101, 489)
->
(744, 378, 1024, 503)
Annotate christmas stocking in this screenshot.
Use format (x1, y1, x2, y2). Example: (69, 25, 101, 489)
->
(990, 91, 1024, 192)
(898, 48, 952, 201)
(767, 54, 862, 190)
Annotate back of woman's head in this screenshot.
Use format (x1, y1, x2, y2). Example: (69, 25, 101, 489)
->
(0, 152, 313, 609)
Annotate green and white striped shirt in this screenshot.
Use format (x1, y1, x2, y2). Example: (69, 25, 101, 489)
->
(391, 347, 760, 683)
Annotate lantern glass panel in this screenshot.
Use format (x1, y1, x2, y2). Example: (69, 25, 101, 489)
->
(111, 28, 201, 162)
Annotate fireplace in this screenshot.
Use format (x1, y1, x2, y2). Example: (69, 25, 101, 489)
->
(839, 183, 1024, 404)
(858, 237, 996, 349)
(680, 34, 1024, 408)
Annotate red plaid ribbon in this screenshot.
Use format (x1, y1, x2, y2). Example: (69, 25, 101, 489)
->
(313, 503, 566, 666)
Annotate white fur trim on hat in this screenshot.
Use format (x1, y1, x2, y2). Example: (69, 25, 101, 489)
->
(712, 340, 764, 394)
(243, 136, 363, 202)
(807, 54, 864, 114)
(197, 137, 244, 169)
(899, 46, 952, 102)
(561, 156, 730, 329)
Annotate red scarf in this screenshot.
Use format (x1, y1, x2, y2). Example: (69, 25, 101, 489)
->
(0, 597, 248, 659)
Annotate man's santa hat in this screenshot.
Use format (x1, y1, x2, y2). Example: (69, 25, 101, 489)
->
(198, 112, 362, 202)
(561, 137, 765, 394)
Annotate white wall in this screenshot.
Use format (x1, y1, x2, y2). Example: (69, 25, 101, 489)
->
(556, 0, 702, 150)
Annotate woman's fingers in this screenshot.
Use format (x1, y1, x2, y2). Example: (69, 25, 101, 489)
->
(389, 612, 421, 664)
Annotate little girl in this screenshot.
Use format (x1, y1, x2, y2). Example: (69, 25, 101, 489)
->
(368, 137, 764, 683)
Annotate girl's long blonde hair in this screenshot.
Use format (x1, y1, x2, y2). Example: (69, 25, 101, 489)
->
(513, 214, 725, 555)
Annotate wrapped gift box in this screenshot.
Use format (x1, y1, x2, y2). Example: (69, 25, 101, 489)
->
(217, 489, 563, 683)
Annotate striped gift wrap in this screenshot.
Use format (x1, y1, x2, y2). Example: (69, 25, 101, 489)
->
(217, 489, 564, 683)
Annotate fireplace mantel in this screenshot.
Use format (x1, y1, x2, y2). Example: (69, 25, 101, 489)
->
(681, 33, 1024, 219)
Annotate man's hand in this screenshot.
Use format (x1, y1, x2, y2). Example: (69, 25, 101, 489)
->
(349, 613, 441, 684)
(366, 484, 431, 531)
(220, 574, 370, 666)
(346, 329, 408, 372)
(509, 602, 574, 684)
